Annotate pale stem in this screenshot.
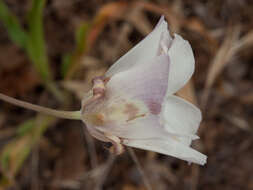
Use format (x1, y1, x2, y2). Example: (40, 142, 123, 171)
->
(0, 93, 81, 120)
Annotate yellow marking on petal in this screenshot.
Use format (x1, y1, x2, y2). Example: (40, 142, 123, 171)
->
(84, 113, 105, 126)
(126, 114, 146, 122)
(124, 103, 139, 120)
(83, 98, 149, 127)
(104, 100, 149, 124)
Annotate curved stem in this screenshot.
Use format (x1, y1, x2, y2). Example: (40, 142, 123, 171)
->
(0, 93, 81, 120)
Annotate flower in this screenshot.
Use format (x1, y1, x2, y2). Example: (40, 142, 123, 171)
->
(81, 16, 207, 165)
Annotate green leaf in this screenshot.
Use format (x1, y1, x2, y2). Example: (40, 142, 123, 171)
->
(16, 119, 35, 137)
(0, 1, 28, 48)
(61, 53, 72, 77)
(1, 149, 10, 171)
(0, 175, 10, 188)
(61, 23, 90, 78)
(0, 0, 64, 101)
(25, 0, 65, 101)
(75, 23, 89, 54)
(26, 0, 51, 82)
(0, 115, 55, 182)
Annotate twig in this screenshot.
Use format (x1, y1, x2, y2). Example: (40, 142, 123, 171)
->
(83, 126, 98, 169)
(94, 154, 116, 190)
(31, 145, 39, 190)
(127, 147, 153, 190)
(77, 154, 115, 189)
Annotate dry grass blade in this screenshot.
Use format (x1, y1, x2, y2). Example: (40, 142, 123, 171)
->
(184, 18, 218, 53)
(136, 1, 183, 33)
(127, 148, 153, 190)
(240, 92, 253, 104)
(202, 26, 240, 108)
(136, 1, 217, 48)
(126, 7, 152, 35)
(87, 1, 129, 48)
(222, 113, 250, 131)
(94, 154, 115, 190)
(83, 128, 98, 169)
(65, 2, 129, 79)
(77, 154, 115, 189)
(61, 80, 87, 99)
(231, 30, 253, 54)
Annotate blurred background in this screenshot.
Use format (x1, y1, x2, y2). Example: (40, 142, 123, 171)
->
(0, 0, 253, 189)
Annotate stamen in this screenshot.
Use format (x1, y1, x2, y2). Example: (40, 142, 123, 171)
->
(105, 133, 124, 155)
(82, 76, 110, 110)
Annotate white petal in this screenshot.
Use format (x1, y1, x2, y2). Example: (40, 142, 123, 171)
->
(161, 95, 202, 146)
(155, 15, 166, 29)
(106, 54, 170, 114)
(96, 114, 167, 139)
(93, 54, 171, 140)
(106, 16, 170, 76)
(123, 138, 207, 165)
(96, 113, 198, 141)
(166, 34, 195, 94)
(82, 55, 170, 140)
(85, 124, 110, 142)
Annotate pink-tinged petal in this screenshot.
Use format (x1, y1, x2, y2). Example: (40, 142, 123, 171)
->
(161, 95, 202, 146)
(86, 124, 124, 155)
(85, 124, 110, 142)
(86, 54, 170, 140)
(105, 17, 171, 76)
(166, 34, 195, 94)
(96, 114, 167, 139)
(106, 54, 170, 114)
(123, 138, 207, 165)
(95, 113, 198, 141)
(158, 29, 173, 55)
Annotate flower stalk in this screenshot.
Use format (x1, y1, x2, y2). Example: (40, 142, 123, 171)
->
(0, 93, 81, 120)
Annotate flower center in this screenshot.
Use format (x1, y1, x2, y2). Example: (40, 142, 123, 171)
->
(83, 99, 148, 127)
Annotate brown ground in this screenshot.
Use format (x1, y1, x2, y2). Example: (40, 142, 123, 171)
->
(0, 0, 253, 190)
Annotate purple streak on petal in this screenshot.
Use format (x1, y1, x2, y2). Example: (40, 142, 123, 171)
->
(106, 54, 170, 115)
(148, 101, 161, 115)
